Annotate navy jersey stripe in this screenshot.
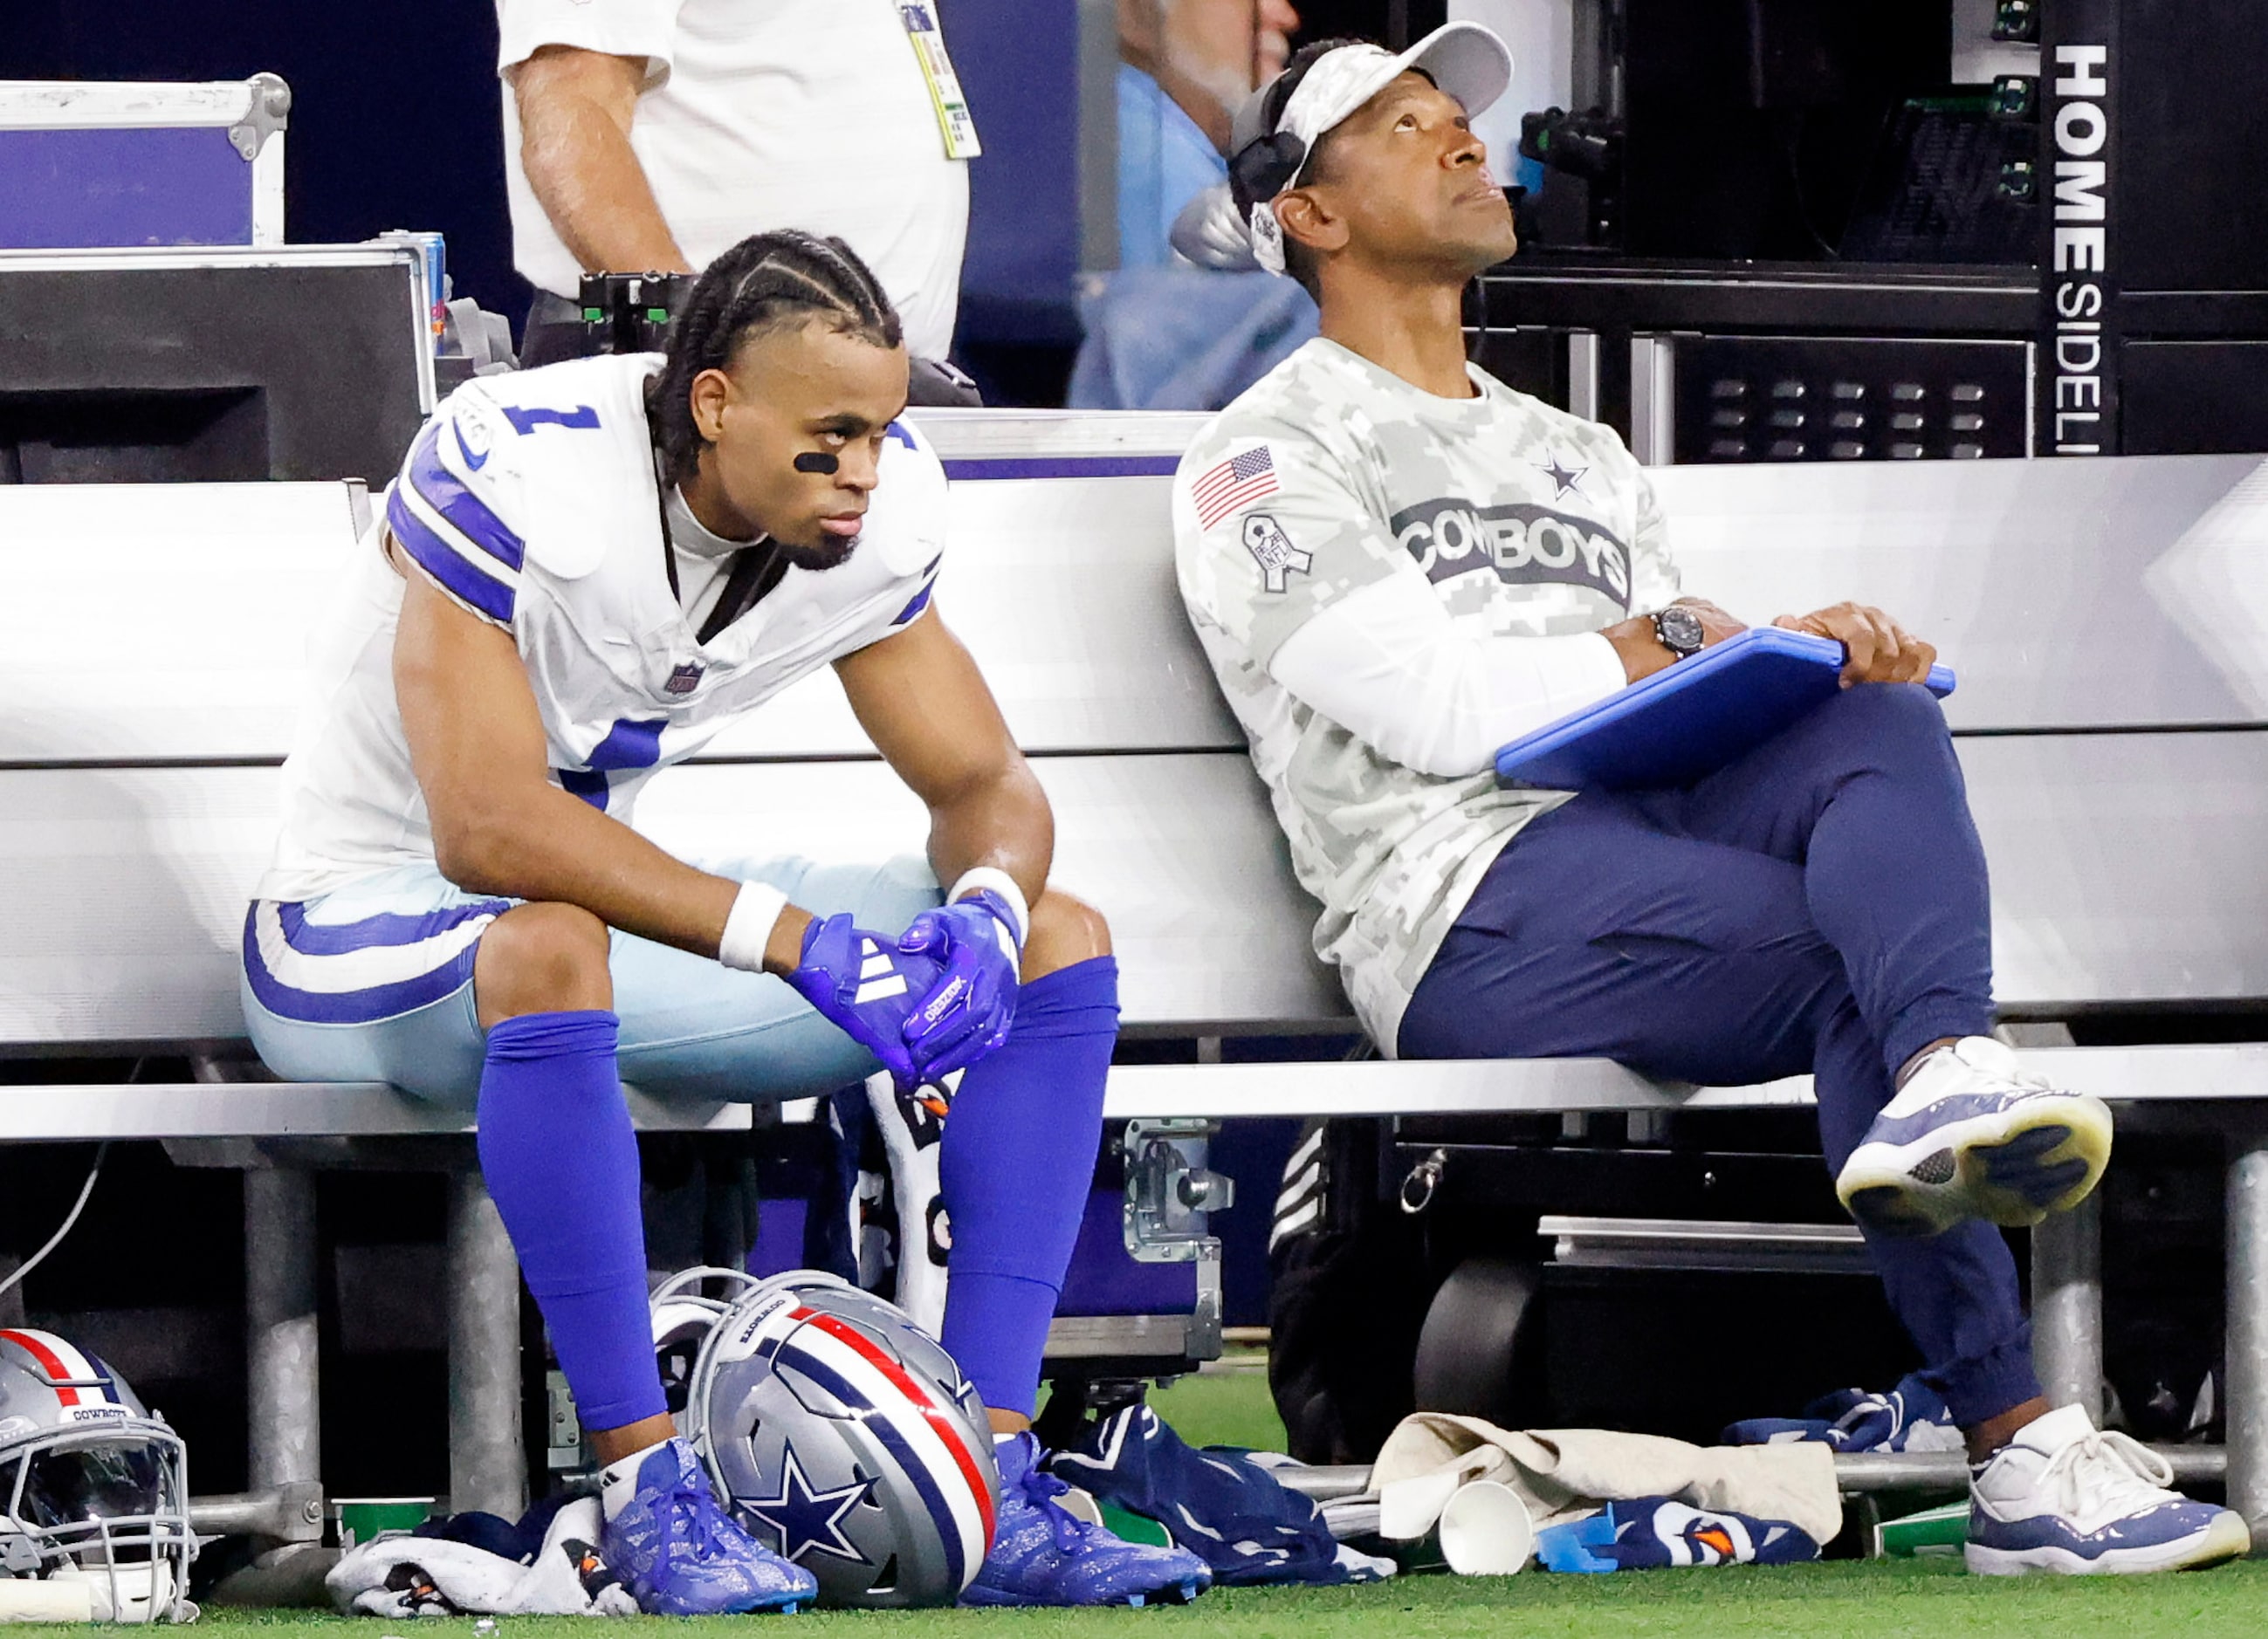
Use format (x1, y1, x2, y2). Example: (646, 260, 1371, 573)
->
(406, 422, 526, 571)
(387, 484, 517, 625)
(586, 717, 668, 771)
(559, 768, 610, 810)
(891, 580, 935, 627)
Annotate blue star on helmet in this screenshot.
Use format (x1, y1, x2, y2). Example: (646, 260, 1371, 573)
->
(738, 1443, 875, 1565)
(1538, 453, 1588, 497)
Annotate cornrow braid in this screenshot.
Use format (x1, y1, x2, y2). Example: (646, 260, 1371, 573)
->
(645, 229, 904, 489)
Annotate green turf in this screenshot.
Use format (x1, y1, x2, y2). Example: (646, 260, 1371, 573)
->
(11, 1560, 2268, 1639)
(1139, 1359, 1285, 1453)
(18, 1372, 2257, 1636)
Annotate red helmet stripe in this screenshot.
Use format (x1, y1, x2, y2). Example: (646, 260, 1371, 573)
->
(0, 1328, 82, 1407)
(794, 1306, 997, 1543)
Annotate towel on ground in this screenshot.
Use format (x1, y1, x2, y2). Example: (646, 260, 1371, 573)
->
(326, 1495, 636, 1617)
(1368, 1414, 1842, 1546)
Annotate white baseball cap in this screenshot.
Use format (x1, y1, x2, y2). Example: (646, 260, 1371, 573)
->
(1228, 24, 1516, 275)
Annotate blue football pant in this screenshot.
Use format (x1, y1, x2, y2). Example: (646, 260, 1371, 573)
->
(1399, 683, 2039, 1428)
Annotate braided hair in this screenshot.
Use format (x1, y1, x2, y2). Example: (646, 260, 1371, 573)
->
(646, 230, 904, 489)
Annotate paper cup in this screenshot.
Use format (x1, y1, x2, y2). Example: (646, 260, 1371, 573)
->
(334, 1496, 436, 1548)
(1438, 1480, 1535, 1575)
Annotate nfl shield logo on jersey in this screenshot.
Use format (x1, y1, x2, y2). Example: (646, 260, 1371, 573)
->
(1241, 514, 1312, 593)
(666, 662, 704, 696)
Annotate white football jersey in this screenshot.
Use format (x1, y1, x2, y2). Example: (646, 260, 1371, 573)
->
(258, 353, 945, 902)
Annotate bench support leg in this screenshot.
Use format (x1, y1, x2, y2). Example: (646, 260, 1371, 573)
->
(2030, 1189, 2103, 1422)
(2225, 1136, 2268, 1546)
(447, 1171, 527, 1519)
(244, 1169, 320, 1501)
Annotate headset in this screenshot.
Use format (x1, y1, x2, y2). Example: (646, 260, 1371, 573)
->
(1228, 127, 1311, 215)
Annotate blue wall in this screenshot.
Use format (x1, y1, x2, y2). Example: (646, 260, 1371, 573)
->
(951, 0, 1083, 347)
(8, 5, 530, 326)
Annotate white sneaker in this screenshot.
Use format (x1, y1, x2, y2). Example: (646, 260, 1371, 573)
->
(1966, 1404, 2250, 1575)
(1835, 1037, 2112, 1238)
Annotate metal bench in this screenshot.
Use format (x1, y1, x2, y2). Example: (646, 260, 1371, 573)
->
(6, 426, 2268, 1533)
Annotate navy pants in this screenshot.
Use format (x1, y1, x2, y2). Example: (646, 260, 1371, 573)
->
(1399, 683, 2039, 1428)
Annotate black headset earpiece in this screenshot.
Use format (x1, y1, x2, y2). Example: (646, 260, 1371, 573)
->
(1228, 129, 1310, 214)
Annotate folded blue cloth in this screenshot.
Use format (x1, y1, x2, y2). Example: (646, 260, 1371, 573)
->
(411, 1489, 581, 1560)
(1535, 1497, 1821, 1573)
(1721, 1370, 1962, 1454)
(1045, 1403, 1357, 1586)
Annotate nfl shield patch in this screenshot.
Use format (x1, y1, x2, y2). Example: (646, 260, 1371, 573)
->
(1241, 513, 1313, 593)
(665, 662, 704, 696)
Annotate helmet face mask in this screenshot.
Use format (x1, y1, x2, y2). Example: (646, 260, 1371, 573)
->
(0, 1332, 196, 1625)
(655, 1269, 999, 1609)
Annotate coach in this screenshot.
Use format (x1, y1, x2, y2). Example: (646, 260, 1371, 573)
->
(498, 0, 975, 367)
(1172, 24, 2248, 1577)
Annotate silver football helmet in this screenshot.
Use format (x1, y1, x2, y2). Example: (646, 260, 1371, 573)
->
(651, 1268, 998, 1608)
(0, 1329, 196, 1623)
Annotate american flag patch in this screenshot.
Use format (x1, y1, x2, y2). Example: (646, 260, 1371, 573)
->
(1192, 445, 1280, 530)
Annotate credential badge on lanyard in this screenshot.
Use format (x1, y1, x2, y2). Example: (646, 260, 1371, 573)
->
(898, 3, 981, 160)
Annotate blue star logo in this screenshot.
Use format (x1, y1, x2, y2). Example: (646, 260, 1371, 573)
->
(1538, 453, 1587, 498)
(738, 1444, 874, 1565)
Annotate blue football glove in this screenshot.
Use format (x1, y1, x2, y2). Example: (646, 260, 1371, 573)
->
(786, 914, 949, 1093)
(896, 888, 1022, 1083)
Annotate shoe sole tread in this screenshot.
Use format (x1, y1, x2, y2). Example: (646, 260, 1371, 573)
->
(1837, 1092, 2111, 1237)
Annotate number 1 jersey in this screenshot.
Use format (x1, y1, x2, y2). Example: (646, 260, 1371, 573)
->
(258, 352, 946, 902)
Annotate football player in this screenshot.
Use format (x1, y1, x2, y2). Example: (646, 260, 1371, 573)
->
(240, 231, 1207, 1611)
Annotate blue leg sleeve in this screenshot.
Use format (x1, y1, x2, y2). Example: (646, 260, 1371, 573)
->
(939, 957, 1119, 1419)
(477, 1010, 666, 1432)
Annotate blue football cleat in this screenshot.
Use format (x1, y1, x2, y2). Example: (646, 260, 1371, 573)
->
(1968, 1406, 2250, 1574)
(959, 1433, 1212, 1608)
(600, 1437, 818, 1615)
(1836, 1037, 2112, 1238)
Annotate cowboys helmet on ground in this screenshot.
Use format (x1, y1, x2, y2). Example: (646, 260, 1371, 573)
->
(652, 1268, 999, 1608)
(0, 1329, 196, 1623)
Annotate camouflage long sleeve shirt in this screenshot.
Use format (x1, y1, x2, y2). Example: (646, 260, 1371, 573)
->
(1172, 339, 1682, 1052)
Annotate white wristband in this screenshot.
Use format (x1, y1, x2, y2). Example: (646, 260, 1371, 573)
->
(947, 867, 1029, 950)
(717, 881, 789, 973)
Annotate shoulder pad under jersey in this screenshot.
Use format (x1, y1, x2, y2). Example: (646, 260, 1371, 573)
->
(863, 418, 950, 581)
(480, 353, 664, 582)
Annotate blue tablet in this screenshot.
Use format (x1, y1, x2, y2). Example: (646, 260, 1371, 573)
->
(1494, 626, 1956, 792)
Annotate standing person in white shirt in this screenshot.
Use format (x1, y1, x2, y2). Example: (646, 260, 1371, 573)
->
(498, 0, 977, 369)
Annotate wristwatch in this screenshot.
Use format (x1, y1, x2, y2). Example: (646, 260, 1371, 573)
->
(1653, 604, 1706, 660)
